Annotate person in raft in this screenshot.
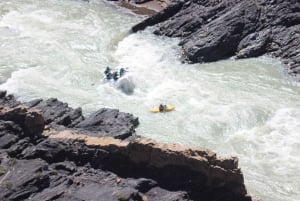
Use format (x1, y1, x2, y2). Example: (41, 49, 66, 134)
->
(159, 104, 167, 112)
(104, 67, 112, 80)
(104, 66, 111, 75)
(112, 71, 119, 81)
(119, 68, 126, 77)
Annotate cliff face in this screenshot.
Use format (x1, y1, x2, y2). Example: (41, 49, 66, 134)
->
(0, 90, 255, 201)
(132, 0, 300, 80)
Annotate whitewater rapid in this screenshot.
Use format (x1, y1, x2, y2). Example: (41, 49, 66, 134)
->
(0, 0, 299, 200)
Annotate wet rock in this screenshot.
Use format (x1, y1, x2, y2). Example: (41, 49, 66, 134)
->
(0, 91, 20, 107)
(236, 30, 271, 59)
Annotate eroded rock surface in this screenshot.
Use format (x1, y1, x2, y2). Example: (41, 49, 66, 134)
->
(132, 0, 300, 80)
(0, 90, 139, 140)
(0, 90, 255, 201)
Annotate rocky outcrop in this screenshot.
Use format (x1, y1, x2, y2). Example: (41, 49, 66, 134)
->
(131, 1, 185, 32)
(0, 90, 255, 201)
(0, 106, 44, 139)
(132, 0, 300, 80)
(47, 131, 248, 199)
(0, 90, 138, 140)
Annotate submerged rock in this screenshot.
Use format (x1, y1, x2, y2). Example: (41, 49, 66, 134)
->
(132, 0, 300, 80)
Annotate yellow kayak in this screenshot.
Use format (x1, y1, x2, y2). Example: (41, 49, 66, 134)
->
(150, 105, 175, 113)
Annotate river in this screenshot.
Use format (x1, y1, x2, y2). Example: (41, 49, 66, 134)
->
(0, 0, 299, 200)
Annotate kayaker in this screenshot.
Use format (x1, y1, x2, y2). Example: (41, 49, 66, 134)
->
(159, 104, 164, 112)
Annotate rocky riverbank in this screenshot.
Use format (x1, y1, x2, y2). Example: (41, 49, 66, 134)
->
(0, 90, 258, 201)
(131, 0, 300, 81)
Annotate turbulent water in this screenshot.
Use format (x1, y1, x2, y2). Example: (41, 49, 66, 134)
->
(0, 0, 300, 200)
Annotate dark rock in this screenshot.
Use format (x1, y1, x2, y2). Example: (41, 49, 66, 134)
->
(21, 139, 68, 163)
(26, 166, 183, 201)
(0, 159, 50, 201)
(19, 137, 110, 168)
(0, 92, 20, 107)
(0, 134, 19, 149)
(66, 140, 110, 166)
(76, 108, 139, 139)
(1, 92, 138, 140)
(25, 98, 43, 108)
(24, 109, 45, 136)
(145, 187, 190, 201)
(236, 30, 271, 59)
(7, 138, 31, 157)
(52, 161, 77, 174)
(0, 120, 24, 137)
(132, 0, 300, 79)
(0, 90, 7, 98)
(0, 106, 45, 138)
(30, 98, 84, 127)
(134, 0, 152, 4)
(131, 2, 185, 33)
(135, 178, 158, 193)
(215, 157, 239, 170)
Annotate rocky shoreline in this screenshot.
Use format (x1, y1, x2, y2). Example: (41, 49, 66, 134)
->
(131, 0, 300, 81)
(0, 90, 258, 201)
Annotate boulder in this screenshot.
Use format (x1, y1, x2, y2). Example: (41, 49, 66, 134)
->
(0, 106, 45, 138)
(132, 0, 300, 80)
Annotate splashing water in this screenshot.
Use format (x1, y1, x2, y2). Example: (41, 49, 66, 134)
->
(0, 0, 300, 200)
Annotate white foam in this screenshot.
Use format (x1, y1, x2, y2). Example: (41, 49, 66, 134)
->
(1, 1, 300, 201)
(227, 108, 300, 200)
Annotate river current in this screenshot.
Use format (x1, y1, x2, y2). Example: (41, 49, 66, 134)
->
(0, 0, 299, 200)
